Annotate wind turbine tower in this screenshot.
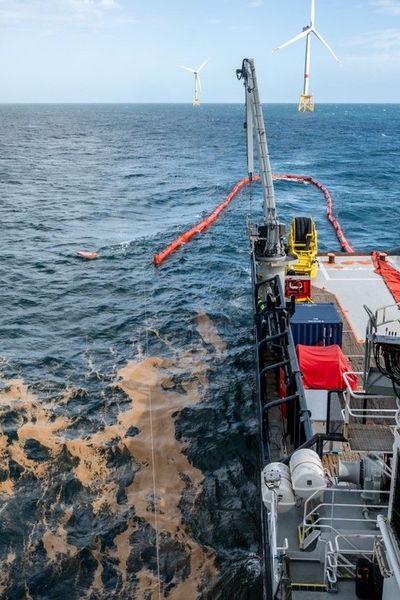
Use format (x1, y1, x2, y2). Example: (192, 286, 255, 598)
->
(274, 0, 339, 112)
(178, 60, 208, 106)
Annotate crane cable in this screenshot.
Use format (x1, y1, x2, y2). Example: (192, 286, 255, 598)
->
(143, 277, 162, 600)
(153, 174, 354, 266)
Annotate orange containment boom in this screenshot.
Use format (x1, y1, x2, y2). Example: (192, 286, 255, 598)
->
(153, 176, 259, 266)
(372, 251, 400, 303)
(274, 173, 354, 253)
(153, 173, 354, 266)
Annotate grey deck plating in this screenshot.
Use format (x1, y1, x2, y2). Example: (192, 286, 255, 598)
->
(312, 265, 397, 453)
(314, 254, 397, 342)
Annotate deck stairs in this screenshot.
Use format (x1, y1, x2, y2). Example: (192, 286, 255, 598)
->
(283, 486, 389, 594)
(286, 530, 380, 593)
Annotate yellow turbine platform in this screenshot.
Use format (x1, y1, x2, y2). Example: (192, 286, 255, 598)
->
(298, 94, 314, 112)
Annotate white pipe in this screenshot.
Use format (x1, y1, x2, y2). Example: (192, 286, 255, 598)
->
(377, 516, 400, 589)
(269, 492, 280, 584)
(246, 87, 254, 177)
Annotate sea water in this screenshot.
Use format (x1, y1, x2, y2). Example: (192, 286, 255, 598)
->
(0, 103, 399, 599)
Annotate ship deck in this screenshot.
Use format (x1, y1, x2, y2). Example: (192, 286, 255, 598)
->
(275, 485, 389, 599)
(271, 253, 399, 598)
(313, 253, 399, 452)
(311, 284, 364, 373)
(314, 253, 400, 342)
(260, 252, 400, 599)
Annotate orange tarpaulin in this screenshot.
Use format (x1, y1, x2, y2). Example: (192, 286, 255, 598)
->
(372, 252, 400, 304)
(297, 344, 358, 390)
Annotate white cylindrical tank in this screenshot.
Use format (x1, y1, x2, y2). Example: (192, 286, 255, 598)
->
(261, 462, 296, 513)
(289, 449, 326, 501)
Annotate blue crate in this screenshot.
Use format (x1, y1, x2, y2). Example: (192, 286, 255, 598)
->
(290, 303, 343, 347)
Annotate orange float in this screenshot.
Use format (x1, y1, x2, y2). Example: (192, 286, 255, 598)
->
(77, 251, 98, 260)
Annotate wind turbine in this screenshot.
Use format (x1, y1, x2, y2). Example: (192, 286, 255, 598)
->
(178, 60, 208, 106)
(274, 0, 339, 112)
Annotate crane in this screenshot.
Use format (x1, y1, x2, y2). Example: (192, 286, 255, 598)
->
(236, 58, 287, 287)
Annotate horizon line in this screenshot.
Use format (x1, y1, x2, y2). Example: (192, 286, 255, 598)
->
(0, 101, 398, 105)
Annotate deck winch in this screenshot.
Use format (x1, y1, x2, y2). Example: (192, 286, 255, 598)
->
(287, 216, 318, 278)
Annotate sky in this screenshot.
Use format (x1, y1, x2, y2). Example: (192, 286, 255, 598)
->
(0, 0, 399, 103)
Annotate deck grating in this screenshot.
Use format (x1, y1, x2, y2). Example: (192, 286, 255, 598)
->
(347, 423, 394, 452)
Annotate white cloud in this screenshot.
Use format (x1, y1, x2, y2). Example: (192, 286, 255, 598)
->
(100, 0, 117, 9)
(372, 0, 400, 16)
(344, 28, 400, 64)
(0, 0, 135, 26)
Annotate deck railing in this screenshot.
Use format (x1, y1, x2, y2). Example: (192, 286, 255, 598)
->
(325, 533, 378, 589)
(299, 487, 389, 550)
(342, 370, 399, 424)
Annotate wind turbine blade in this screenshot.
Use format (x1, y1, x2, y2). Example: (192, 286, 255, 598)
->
(312, 28, 339, 62)
(273, 28, 310, 52)
(310, 0, 315, 27)
(178, 65, 195, 73)
(197, 59, 209, 73)
(197, 74, 202, 92)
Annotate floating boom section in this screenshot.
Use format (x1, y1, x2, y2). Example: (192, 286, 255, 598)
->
(276, 173, 354, 253)
(153, 176, 253, 266)
(153, 173, 354, 266)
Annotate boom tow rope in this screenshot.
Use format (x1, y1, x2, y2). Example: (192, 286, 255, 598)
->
(153, 174, 354, 266)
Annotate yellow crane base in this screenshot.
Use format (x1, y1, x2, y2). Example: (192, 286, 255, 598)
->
(287, 216, 319, 279)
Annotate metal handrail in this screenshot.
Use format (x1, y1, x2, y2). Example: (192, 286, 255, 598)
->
(302, 513, 389, 542)
(335, 533, 377, 562)
(319, 523, 384, 586)
(303, 521, 385, 575)
(377, 516, 400, 589)
(302, 487, 390, 528)
(301, 487, 390, 543)
(343, 371, 396, 402)
(325, 540, 338, 585)
(342, 370, 399, 424)
(345, 407, 398, 419)
(373, 302, 400, 329)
